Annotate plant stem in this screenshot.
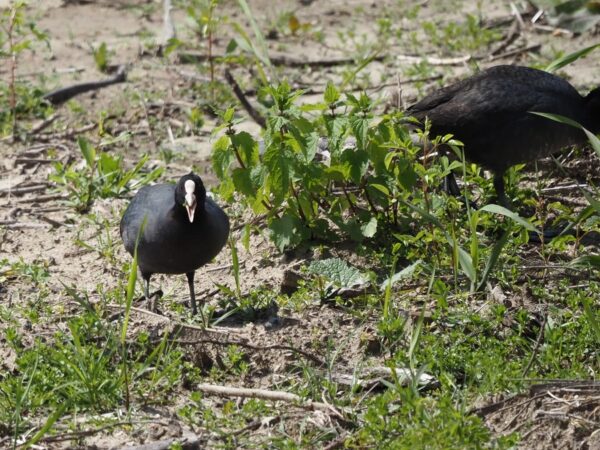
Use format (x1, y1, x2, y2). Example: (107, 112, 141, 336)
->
(8, 6, 18, 140)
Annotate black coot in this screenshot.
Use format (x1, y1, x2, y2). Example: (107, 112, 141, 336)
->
(407, 65, 600, 205)
(120, 173, 229, 315)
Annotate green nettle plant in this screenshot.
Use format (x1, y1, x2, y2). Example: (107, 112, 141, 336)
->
(214, 82, 420, 248)
(213, 81, 533, 291)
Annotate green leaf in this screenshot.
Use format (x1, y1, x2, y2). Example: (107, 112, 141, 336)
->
(231, 131, 259, 167)
(269, 214, 303, 251)
(361, 216, 378, 238)
(397, 157, 418, 190)
(303, 131, 320, 163)
(458, 247, 476, 284)
(263, 144, 292, 204)
(268, 114, 288, 132)
(531, 111, 600, 158)
(350, 116, 369, 150)
(324, 81, 340, 104)
(212, 135, 234, 179)
(476, 225, 512, 292)
(78, 137, 96, 168)
(530, 111, 582, 129)
(308, 257, 367, 288)
(223, 107, 235, 123)
(569, 254, 600, 268)
(232, 168, 257, 197)
(544, 43, 600, 73)
(582, 190, 600, 215)
(98, 152, 119, 176)
(237, 0, 273, 70)
(380, 260, 421, 291)
(480, 204, 539, 233)
(582, 297, 600, 342)
(342, 147, 369, 184)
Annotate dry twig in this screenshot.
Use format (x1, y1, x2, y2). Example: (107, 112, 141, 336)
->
(197, 383, 342, 416)
(224, 69, 266, 129)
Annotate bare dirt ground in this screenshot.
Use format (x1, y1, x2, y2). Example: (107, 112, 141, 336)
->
(1, 0, 600, 448)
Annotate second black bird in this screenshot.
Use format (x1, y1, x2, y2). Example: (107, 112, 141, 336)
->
(407, 65, 600, 206)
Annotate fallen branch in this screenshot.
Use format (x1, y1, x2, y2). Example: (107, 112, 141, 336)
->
(224, 69, 266, 129)
(16, 193, 69, 204)
(397, 53, 471, 66)
(0, 222, 50, 229)
(29, 113, 59, 135)
(490, 19, 520, 56)
(488, 43, 541, 62)
(0, 183, 49, 196)
(35, 122, 97, 141)
(197, 383, 342, 416)
(178, 51, 385, 67)
(43, 65, 127, 105)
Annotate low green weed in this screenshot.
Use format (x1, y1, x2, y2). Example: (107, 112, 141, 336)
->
(50, 137, 163, 213)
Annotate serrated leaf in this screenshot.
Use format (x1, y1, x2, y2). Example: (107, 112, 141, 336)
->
(232, 168, 257, 197)
(212, 135, 234, 179)
(324, 81, 340, 104)
(308, 257, 367, 288)
(342, 148, 369, 184)
(223, 107, 235, 123)
(232, 131, 259, 167)
(397, 157, 418, 190)
(268, 114, 288, 132)
(303, 131, 320, 163)
(263, 144, 292, 204)
(350, 116, 369, 150)
(269, 214, 304, 251)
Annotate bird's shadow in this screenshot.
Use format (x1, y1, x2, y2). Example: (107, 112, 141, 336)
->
(208, 300, 300, 330)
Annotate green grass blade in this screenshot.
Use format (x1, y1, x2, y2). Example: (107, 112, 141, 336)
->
(582, 297, 600, 342)
(476, 225, 512, 292)
(23, 404, 66, 447)
(544, 43, 600, 73)
(530, 111, 600, 157)
(237, 0, 272, 71)
(480, 204, 538, 233)
(121, 217, 146, 344)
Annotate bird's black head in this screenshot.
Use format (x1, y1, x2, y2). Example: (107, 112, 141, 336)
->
(174, 173, 206, 223)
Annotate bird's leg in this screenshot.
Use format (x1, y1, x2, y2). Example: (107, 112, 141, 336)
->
(437, 146, 462, 197)
(141, 271, 151, 299)
(186, 271, 198, 316)
(141, 271, 157, 311)
(444, 172, 462, 197)
(493, 172, 510, 209)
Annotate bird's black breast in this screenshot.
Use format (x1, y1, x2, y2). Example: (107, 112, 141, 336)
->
(120, 184, 229, 276)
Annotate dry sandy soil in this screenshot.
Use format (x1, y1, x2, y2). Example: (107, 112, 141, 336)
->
(1, 0, 599, 448)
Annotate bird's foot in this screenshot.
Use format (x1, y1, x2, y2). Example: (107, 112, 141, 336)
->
(143, 290, 163, 313)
